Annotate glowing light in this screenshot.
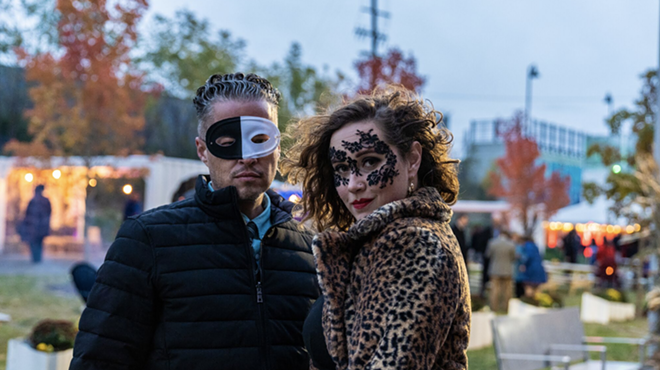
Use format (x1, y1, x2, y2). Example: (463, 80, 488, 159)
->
(584, 247, 593, 258)
(606, 267, 614, 276)
(25, 173, 33, 182)
(563, 223, 574, 232)
(88, 179, 97, 187)
(52, 170, 61, 179)
(576, 223, 585, 232)
(612, 164, 622, 174)
(625, 225, 635, 234)
(635, 224, 641, 232)
(606, 225, 614, 234)
(288, 194, 301, 203)
(122, 184, 133, 195)
(613, 225, 622, 234)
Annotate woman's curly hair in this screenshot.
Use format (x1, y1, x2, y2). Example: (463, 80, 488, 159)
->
(281, 86, 459, 231)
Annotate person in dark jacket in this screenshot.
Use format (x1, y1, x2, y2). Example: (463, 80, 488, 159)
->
(451, 213, 470, 269)
(19, 184, 51, 263)
(70, 73, 320, 370)
(562, 229, 580, 263)
(518, 236, 547, 297)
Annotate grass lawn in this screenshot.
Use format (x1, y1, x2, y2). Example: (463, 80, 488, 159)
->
(0, 275, 82, 370)
(467, 294, 649, 369)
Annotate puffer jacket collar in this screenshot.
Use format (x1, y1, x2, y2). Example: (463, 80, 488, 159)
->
(194, 174, 293, 225)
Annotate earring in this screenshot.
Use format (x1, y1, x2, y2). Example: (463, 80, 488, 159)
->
(407, 182, 415, 197)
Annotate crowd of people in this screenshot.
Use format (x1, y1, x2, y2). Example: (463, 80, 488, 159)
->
(450, 214, 548, 312)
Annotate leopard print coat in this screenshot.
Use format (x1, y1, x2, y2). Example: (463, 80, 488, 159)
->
(312, 187, 471, 370)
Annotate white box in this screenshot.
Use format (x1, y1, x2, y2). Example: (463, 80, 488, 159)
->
(580, 292, 635, 324)
(468, 311, 496, 350)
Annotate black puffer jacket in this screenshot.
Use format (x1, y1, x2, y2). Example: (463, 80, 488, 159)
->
(70, 176, 319, 370)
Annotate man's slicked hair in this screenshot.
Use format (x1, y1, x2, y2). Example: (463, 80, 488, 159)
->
(193, 73, 282, 137)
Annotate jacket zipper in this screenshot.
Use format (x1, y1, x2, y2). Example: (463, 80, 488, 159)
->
(248, 213, 291, 370)
(245, 223, 268, 370)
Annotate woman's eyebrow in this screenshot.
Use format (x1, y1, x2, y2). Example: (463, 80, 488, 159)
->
(355, 149, 376, 158)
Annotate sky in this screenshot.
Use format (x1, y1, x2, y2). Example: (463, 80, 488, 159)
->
(147, 0, 657, 158)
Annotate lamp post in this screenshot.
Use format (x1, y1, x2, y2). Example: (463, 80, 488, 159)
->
(604, 93, 613, 117)
(525, 65, 540, 128)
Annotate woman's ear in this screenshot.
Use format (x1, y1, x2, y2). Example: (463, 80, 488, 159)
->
(407, 141, 422, 177)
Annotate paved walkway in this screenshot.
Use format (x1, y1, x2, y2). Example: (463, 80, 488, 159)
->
(0, 253, 104, 276)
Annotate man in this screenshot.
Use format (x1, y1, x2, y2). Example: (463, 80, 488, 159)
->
(562, 229, 580, 264)
(70, 73, 319, 370)
(122, 192, 142, 220)
(485, 230, 516, 312)
(450, 213, 469, 269)
(19, 184, 51, 263)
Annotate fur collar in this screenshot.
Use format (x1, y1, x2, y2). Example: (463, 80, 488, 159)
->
(346, 186, 452, 241)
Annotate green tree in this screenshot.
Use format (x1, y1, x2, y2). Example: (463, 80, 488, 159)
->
(252, 42, 346, 146)
(140, 10, 346, 153)
(0, 0, 60, 61)
(139, 9, 245, 99)
(583, 69, 656, 224)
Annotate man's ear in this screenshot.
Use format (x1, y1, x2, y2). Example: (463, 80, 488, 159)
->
(195, 137, 209, 165)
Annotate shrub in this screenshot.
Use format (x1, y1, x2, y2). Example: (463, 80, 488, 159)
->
(593, 288, 627, 303)
(28, 319, 78, 352)
(520, 291, 564, 308)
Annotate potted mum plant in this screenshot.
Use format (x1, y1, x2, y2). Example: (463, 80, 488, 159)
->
(508, 290, 563, 316)
(6, 319, 77, 370)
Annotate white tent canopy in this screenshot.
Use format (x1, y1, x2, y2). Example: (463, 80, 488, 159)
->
(0, 155, 208, 253)
(549, 196, 627, 225)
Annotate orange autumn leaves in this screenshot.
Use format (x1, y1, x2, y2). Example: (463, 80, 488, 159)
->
(5, 0, 157, 158)
(488, 113, 571, 235)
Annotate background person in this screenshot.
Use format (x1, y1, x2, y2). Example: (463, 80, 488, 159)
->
(518, 236, 547, 297)
(451, 213, 470, 270)
(284, 86, 470, 369)
(18, 184, 51, 264)
(485, 230, 516, 312)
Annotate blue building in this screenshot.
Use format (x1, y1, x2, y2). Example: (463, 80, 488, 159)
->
(463, 119, 599, 205)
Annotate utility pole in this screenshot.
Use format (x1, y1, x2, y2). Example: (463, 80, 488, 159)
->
(524, 65, 540, 127)
(355, 0, 389, 90)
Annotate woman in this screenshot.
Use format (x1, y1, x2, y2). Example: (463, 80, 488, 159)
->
(517, 236, 547, 297)
(282, 87, 470, 370)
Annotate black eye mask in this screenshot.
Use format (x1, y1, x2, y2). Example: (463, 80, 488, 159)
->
(205, 116, 280, 159)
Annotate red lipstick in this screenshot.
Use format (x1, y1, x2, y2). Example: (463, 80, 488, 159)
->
(351, 198, 373, 210)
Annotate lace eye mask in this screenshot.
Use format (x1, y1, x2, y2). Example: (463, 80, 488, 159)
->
(329, 129, 400, 188)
